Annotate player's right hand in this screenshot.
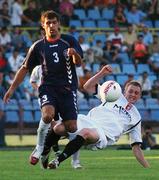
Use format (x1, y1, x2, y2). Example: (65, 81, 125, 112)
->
(100, 65, 113, 75)
(3, 90, 13, 103)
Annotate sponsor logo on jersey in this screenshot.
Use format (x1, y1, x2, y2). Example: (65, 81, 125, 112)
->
(49, 44, 58, 47)
(113, 104, 132, 121)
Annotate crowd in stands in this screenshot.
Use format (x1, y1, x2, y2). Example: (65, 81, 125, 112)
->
(0, 0, 159, 125)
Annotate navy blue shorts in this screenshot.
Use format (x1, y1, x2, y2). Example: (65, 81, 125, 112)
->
(38, 85, 78, 121)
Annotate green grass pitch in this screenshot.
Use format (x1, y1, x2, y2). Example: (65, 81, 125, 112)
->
(0, 149, 159, 180)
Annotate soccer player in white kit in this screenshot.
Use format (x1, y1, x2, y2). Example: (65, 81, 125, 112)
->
(48, 65, 150, 169)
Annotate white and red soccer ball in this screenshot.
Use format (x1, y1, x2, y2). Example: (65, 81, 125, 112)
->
(100, 80, 122, 103)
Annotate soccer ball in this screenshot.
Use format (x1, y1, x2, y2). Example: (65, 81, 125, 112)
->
(100, 80, 122, 103)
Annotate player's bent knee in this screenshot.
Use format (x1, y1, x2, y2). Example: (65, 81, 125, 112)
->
(42, 114, 53, 123)
(64, 120, 77, 133)
(79, 129, 99, 143)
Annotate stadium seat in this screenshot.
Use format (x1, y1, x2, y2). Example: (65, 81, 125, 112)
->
(139, 109, 151, 121)
(102, 8, 114, 20)
(150, 110, 159, 121)
(97, 20, 110, 28)
(146, 98, 159, 109)
(135, 99, 146, 109)
(155, 20, 159, 28)
(23, 111, 34, 123)
(74, 9, 87, 20)
(6, 110, 19, 123)
(116, 75, 128, 86)
(110, 63, 121, 74)
(32, 99, 40, 110)
(78, 98, 89, 110)
(69, 20, 82, 27)
(143, 20, 153, 28)
(19, 99, 33, 110)
(136, 64, 151, 74)
(122, 64, 136, 75)
(118, 53, 130, 63)
(105, 75, 115, 81)
(34, 110, 41, 122)
(92, 33, 106, 46)
(5, 99, 19, 110)
(83, 20, 96, 28)
(89, 98, 101, 109)
(92, 63, 100, 73)
(87, 9, 101, 20)
(149, 75, 157, 82)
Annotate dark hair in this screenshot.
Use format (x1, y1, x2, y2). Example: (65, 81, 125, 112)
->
(41, 10, 60, 24)
(125, 80, 142, 91)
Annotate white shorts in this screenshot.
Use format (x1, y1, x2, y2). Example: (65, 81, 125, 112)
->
(77, 114, 108, 149)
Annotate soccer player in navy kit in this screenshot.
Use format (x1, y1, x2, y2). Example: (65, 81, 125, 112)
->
(3, 10, 83, 165)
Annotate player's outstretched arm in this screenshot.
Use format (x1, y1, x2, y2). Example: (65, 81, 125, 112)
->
(83, 65, 112, 94)
(3, 65, 28, 103)
(132, 144, 150, 168)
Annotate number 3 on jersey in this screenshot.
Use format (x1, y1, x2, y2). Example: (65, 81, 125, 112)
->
(53, 52, 59, 63)
(41, 95, 48, 104)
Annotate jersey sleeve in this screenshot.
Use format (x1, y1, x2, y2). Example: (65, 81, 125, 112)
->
(70, 36, 83, 58)
(129, 121, 142, 146)
(22, 43, 40, 73)
(94, 84, 101, 100)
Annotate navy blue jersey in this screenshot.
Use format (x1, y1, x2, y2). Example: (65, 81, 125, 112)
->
(23, 34, 83, 90)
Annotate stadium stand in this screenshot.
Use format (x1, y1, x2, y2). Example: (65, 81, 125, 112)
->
(1, 1, 159, 133)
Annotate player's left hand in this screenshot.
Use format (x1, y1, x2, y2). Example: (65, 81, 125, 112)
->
(67, 48, 76, 57)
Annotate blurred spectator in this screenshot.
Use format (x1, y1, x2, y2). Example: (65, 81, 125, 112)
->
(22, 0, 40, 27)
(103, 40, 120, 64)
(68, 25, 79, 40)
(123, 24, 137, 54)
(114, 5, 127, 27)
(151, 79, 159, 100)
(11, 0, 24, 26)
(142, 125, 158, 150)
(107, 27, 127, 52)
(148, 34, 159, 74)
(138, 71, 152, 97)
(0, 1, 10, 27)
(148, 0, 159, 28)
(0, 100, 5, 147)
(79, 68, 92, 101)
(5, 71, 24, 99)
(8, 48, 24, 73)
(48, 0, 60, 12)
(80, 0, 93, 10)
(141, 25, 153, 46)
(59, 0, 79, 26)
(11, 26, 32, 51)
(0, 27, 11, 51)
(0, 50, 10, 72)
(78, 35, 90, 53)
(94, 0, 118, 9)
(124, 74, 134, 88)
(78, 35, 92, 64)
(132, 34, 148, 65)
(126, 4, 147, 27)
(0, 71, 6, 147)
(92, 40, 105, 63)
(23, 75, 35, 101)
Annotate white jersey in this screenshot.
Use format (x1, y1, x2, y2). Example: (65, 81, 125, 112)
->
(77, 85, 142, 147)
(30, 65, 42, 86)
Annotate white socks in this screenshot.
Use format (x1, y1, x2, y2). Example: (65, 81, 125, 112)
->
(72, 150, 80, 162)
(36, 118, 51, 153)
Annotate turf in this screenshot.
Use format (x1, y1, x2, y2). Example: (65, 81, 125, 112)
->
(0, 149, 158, 180)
